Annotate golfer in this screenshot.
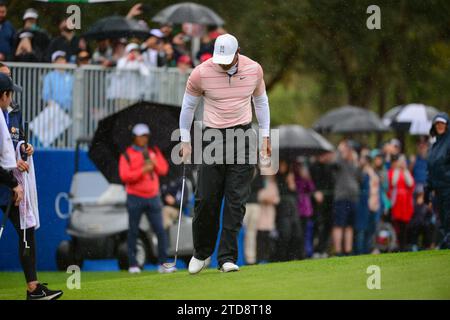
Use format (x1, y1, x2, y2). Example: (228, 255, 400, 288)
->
(179, 34, 271, 274)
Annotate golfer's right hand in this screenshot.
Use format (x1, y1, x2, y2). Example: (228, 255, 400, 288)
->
(180, 142, 192, 163)
(12, 185, 24, 206)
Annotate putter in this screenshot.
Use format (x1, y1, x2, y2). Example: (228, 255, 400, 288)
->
(163, 163, 186, 269)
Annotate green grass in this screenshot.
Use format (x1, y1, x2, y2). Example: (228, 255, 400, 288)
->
(1, 250, 449, 300)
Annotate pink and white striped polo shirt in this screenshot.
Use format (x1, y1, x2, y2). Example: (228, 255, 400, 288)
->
(186, 54, 266, 129)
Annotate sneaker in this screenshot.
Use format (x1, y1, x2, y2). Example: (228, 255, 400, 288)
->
(27, 283, 63, 301)
(320, 252, 329, 259)
(188, 256, 211, 275)
(128, 266, 141, 274)
(158, 265, 177, 274)
(220, 262, 239, 273)
(312, 252, 322, 259)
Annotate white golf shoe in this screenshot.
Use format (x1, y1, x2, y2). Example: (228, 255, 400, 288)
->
(188, 256, 211, 275)
(128, 266, 141, 274)
(220, 262, 240, 273)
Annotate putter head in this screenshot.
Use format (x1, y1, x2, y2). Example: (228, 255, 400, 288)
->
(162, 262, 176, 269)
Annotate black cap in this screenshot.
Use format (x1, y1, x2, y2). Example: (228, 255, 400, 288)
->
(0, 73, 22, 93)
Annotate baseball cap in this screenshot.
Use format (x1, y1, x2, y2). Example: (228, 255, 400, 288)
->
(132, 123, 150, 136)
(149, 29, 164, 39)
(23, 8, 38, 21)
(213, 34, 238, 65)
(0, 73, 22, 93)
(125, 43, 140, 54)
(51, 50, 66, 62)
(390, 138, 401, 148)
(433, 116, 448, 124)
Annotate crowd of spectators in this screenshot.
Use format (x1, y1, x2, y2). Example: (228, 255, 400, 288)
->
(242, 137, 441, 264)
(0, 2, 224, 73)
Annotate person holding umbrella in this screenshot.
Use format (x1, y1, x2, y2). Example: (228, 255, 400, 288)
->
(179, 34, 271, 274)
(426, 113, 450, 249)
(118, 123, 175, 274)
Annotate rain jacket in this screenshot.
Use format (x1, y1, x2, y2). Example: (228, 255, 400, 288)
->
(119, 145, 169, 199)
(427, 112, 450, 191)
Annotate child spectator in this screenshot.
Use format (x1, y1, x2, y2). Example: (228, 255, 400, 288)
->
(294, 160, 316, 258)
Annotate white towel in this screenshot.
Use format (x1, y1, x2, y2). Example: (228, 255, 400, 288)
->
(12, 141, 40, 230)
(0, 111, 17, 169)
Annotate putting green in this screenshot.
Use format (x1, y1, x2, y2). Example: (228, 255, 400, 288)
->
(1, 250, 449, 300)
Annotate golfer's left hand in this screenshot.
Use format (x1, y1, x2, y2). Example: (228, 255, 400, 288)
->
(21, 143, 34, 156)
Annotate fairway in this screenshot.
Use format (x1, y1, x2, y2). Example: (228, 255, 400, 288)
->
(1, 250, 449, 300)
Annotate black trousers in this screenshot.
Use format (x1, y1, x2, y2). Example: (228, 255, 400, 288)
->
(192, 123, 256, 266)
(274, 197, 304, 261)
(315, 195, 334, 254)
(1, 205, 37, 283)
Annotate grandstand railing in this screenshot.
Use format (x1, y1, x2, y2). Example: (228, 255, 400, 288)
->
(7, 62, 189, 149)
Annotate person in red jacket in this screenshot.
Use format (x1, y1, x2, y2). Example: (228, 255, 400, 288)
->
(388, 154, 415, 251)
(118, 123, 174, 274)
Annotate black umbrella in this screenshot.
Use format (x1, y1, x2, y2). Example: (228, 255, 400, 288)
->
(275, 125, 335, 159)
(89, 101, 182, 184)
(313, 105, 387, 134)
(83, 16, 149, 40)
(152, 2, 224, 26)
(331, 113, 388, 134)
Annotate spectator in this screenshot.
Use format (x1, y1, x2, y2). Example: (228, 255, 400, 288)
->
(91, 39, 113, 66)
(256, 175, 279, 263)
(114, 43, 149, 101)
(371, 149, 391, 215)
(243, 168, 264, 265)
(160, 23, 174, 42)
(388, 154, 415, 251)
(196, 28, 223, 62)
(274, 160, 303, 261)
(46, 18, 82, 63)
(409, 136, 429, 193)
(42, 51, 74, 111)
(332, 141, 361, 256)
(384, 138, 401, 169)
(141, 29, 165, 67)
(172, 32, 190, 63)
(177, 55, 192, 74)
(118, 123, 174, 274)
(14, 8, 50, 62)
(76, 50, 90, 66)
(160, 175, 189, 230)
(294, 160, 316, 258)
(0, 1, 15, 61)
(409, 187, 435, 251)
(14, 32, 38, 62)
(161, 43, 177, 67)
(426, 112, 450, 249)
(310, 152, 335, 258)
(354, 154, 381, 255)
(109, 38, 127, 67)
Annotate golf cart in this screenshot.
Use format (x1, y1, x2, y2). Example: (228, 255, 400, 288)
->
(56, 138, 194, 270)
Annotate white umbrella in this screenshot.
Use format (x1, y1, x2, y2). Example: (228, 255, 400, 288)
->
(383, 103, 440, 135)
